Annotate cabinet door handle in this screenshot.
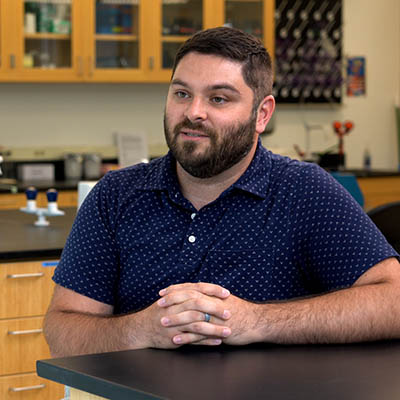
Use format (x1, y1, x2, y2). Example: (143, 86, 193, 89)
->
(7, 272, 44, 279)
(88, 56, 94, 77)
(10, 54, 16, 69)
(77, 56, 84, 77)
(149, 56, 154, 70)
(9, 384, 46, 392)
(8, 328, 43, 335)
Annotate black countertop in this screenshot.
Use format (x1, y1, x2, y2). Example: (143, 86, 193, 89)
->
(37, 341, 400, 400)
(1, 169, 400, 194)
(0, 179, 81, 193)
(336, 168, 400, 178)
(0, 208, 76, 262)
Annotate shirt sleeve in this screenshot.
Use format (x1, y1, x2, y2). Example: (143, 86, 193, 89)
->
(287, 163, 399, 293)
(53, 173, 120, 306)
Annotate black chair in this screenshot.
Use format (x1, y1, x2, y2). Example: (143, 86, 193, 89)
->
(367, 201, 400, 253)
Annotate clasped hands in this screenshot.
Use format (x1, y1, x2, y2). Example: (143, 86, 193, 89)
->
(145, 282, 259, 348)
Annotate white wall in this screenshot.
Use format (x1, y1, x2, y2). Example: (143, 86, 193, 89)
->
(1, 0, 399, 169)
(0, 83, 168, 148)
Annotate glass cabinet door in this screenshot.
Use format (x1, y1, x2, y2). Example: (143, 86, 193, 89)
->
(223, 0, 274, 64)
(224, 0, 263, 39)
(23, 0, 73, 69)
(161, 0, 203, 69)
(0, 2, 3, 71)
(94, 0, 140, 69)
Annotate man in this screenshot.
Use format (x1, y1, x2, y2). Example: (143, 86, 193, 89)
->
(44, 27, 400, 357)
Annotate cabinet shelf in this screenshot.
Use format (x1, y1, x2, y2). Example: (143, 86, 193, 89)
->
(95, 34, 138, 42)
(24, 33, 71, 40)
(162, 35, 191, 43)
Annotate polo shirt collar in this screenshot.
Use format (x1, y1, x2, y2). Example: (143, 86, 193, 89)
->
(231, 138, 271, 199)
(141, 152, 178, 191)
(142, 138, 271, 199)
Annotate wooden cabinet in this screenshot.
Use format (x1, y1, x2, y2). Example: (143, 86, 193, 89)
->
(358, 176, 400, 211)
(0, 373, 63, 400)
(0, 0, 83, 82)
(0, 0, 274, 83)
(0, 260, 64, 399)
(0, 190, 77, 210)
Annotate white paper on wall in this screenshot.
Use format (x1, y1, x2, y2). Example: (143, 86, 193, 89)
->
(115, 132, 149, 168)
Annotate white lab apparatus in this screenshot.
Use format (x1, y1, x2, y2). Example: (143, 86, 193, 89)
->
(20, 187, 65, 226)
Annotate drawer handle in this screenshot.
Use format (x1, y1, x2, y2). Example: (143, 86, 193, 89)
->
(7, 272, 44, 279)
(9, 384, 46, 392)
(8, 328, 43, 335)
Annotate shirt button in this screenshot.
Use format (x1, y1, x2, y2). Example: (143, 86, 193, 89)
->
(188, 235, 196, 243)
(191, 213, 196, 220)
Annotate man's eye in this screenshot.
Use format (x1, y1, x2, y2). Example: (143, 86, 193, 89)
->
(212, 97, 227, 104)
(176, 91, 188, 99)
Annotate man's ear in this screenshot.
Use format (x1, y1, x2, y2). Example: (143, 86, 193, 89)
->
(255, 95, 275, 134)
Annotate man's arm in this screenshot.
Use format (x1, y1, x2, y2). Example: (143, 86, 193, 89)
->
(44, 285, 147, 357)
(158, 257, 400, 345)
(43, 284, 231, 357)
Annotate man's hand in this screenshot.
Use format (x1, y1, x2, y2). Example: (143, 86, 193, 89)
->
(158, 283, 261, 346)
(214, 294, 262, 345)
(154, 282, 233, 346)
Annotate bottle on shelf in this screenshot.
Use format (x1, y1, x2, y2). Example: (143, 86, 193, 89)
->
(363, 148, 371, 171)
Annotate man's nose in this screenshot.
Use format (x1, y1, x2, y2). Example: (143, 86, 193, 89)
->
(184, 97, 207, 122)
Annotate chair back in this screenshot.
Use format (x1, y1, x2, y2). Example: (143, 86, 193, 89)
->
(367, 201, 400, 252)
(330, 172, 364, 208)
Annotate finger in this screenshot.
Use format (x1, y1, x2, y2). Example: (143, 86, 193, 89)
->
(160, 282, 230, 299)
(161, 310, 223, 327)
(174, 322, 231, 342)
(172, 323, 231, 345)
(191, 338, 222, 346)
(171, 333, 208, 345)
(159, 296, 231, 320)
(161, 310, 205, 327)
(157, 289, 203, 307)
(181, 298, 231, 320)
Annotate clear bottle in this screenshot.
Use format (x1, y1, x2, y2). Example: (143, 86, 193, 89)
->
(363, 148, 371, 171)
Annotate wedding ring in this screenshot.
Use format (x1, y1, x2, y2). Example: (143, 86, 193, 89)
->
(204, 313, 211, 323)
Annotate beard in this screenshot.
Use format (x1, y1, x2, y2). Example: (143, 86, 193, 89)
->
(164, 110, 257, 179)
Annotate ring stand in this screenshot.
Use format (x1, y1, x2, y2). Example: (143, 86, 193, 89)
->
(20, 188, 65, 227)
(20, 205, 65, 226)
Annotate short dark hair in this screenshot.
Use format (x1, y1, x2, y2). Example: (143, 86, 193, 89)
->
(171, 26, 273, 107)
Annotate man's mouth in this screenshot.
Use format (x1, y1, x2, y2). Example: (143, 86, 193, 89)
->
(181, 130, 209, 138)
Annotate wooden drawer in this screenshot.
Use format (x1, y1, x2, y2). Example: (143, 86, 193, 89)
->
(0, 261, 57, 319)
(0, 317, 51, 375)
(0, 191, 77, 210)
(0, 372, 64, 400)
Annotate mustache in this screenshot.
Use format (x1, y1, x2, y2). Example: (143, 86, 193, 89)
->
(173, 118, 214, 136)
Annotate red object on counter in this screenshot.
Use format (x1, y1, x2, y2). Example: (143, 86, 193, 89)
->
(332, 120, 354, 155)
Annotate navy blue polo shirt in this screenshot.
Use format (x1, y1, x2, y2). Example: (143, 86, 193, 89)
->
(54, 141, 398, 314)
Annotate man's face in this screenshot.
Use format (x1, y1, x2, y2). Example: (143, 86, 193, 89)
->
(164, 52, 259, 179)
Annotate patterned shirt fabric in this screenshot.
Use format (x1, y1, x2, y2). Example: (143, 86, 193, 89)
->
(53, 140, 399, 314)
